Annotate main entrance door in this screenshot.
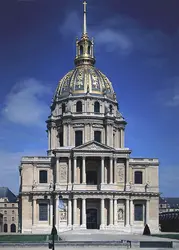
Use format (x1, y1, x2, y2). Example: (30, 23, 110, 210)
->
(86, 208, 98, 229)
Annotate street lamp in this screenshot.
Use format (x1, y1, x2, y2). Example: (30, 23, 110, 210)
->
(48, 183, 57, 250)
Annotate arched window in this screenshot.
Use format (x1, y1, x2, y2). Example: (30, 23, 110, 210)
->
(76, 101, 82, 113)
(94, 101, 100, 113)
(80, 46, 83, 55)
(109, 104, 113, 114)
(134, 171, 143, 184)
(62, 103, 66, 114)
(11, 223, 16, 233)
(88, 46, 91, 55)
(4, 224, 8, 233)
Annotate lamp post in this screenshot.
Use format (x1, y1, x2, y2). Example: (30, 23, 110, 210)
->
(48, 183, 57, 250)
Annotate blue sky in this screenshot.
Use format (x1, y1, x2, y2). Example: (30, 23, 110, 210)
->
(0, 0, 179, 196)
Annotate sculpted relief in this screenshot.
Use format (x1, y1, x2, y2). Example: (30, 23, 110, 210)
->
(117, 164, 124, 182)
(60, 165, 67, 182)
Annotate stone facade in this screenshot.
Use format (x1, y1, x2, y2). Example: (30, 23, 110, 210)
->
(19, 1, 159, 234)
(0, 188, 18, 233)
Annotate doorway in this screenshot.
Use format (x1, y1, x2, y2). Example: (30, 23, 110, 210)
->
(86, 171, 97, 185)
(86, 208, 98, 229)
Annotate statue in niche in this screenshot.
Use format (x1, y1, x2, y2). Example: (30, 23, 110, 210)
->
(117, 208, 124, 221)
(66, 100, 71, 112)
(32, 180, 37, 190)
(104, 103, 109, 114)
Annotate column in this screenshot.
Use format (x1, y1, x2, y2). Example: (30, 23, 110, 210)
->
(126, 199, 130, 226)
(106, 124, 110, 146)
(55, 196, 59, 228)
(130, 199, 133, 226)
(73, 157, 77, 184)
(120, 129, 124, 148)
(32, 197, 36, 225)
(114, 158, 117, 184)
(82, 199, 86, 226)
(68, 199, 72, 226)
(101, 157, 104, 184)
(90, 123, 93, 141)
(109, 199, 113, 225)
(50, 198, 53, 226)
(114, 198, 117, 226)
(73, 198, 77, 225)
(126, 159, 130, 185)
(63, 124, 67, 146)
(82, 157, 86, 184)
(68, 157, 71, 184)
(146, 199, 150, 225)
(48, 130, 51, 150)
(56, 158, 59, 183)
(110, 157, 113, 184)
(100, 198, 104, 228)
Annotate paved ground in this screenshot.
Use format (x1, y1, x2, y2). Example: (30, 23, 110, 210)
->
(60, 230, 178, 242)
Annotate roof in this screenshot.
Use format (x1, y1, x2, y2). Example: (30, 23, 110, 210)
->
(0, 187, 17, 202)
(160, 197, 179, 208)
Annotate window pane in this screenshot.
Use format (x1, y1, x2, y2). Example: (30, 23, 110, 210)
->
(39, 170, 47, 183)
(39, 204, 48, 221)
(135, 171, 143, 184)
(134, 204, 143, 221)
(75, 131, 82, 146)
(94, 131, 101, 143)
(94, 102, 100, 113)
(76, 101, 82, 113)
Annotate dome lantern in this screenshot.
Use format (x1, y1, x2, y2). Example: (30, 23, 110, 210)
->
(74, 0, 96, 67)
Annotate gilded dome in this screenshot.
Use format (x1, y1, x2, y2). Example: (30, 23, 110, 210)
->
(54, 65, 115, 100)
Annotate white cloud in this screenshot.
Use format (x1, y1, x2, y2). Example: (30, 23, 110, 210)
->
(0, 149, 46, 195)
(59, 11, 81, 37)
(1, 78, 52, 127)
(59, 11, 171, 58)
(95, 29, 132, 54)
(157, 77, 179, 107)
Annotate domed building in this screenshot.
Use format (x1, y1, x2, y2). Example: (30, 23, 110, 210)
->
(19, 1, 159, 234)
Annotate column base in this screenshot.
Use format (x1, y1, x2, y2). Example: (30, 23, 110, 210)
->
(72, 224, 79, 230)
(80, 224, 86, 229)
(100, 224, 105, 230)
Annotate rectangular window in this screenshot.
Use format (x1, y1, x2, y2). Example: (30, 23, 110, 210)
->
(12, 217, 14, 222)
(94, 131, 101, 143)
(134, 171, 143, 184)
(39, 203, 48, 221)
(39, 170, 48, 183)
(134, 204, 143, 221)
(4, 217, 7, 222)
(4, 211, 7, 215)
(75, 131, 83, 147)
(59, 131, 63, 147)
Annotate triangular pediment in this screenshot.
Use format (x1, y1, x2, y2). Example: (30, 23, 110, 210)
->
(73, 141, 114, 151)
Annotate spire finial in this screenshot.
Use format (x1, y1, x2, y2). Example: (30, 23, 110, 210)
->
(83, 0, 87, 35)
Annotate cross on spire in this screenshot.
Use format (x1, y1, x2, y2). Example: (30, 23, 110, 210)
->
(83, 0, 87, 35)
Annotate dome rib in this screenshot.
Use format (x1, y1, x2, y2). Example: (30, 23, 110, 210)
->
(54, 65, 115, 101)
